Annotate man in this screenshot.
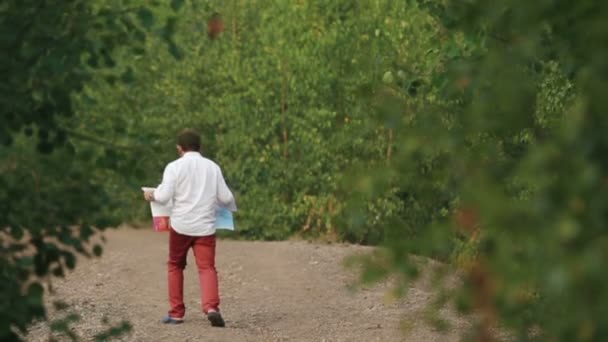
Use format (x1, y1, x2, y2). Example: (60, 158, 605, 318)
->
(143, 129, 236, 327)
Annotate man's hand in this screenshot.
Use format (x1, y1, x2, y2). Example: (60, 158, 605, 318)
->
(144, 191, 155, 202)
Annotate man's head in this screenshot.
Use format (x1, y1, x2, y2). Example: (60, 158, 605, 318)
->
(176, 129, 201, 155)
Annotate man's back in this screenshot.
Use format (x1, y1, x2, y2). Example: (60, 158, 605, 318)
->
(144, 129, 230, 326)
(154, 151, 236, 236)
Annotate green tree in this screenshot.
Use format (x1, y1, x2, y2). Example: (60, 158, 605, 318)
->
(350, 0, 608, 340)
(0, 0, 182, 340)
(87, 0, 446, 242)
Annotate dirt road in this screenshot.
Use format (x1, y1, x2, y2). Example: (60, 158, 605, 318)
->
(26, 228, 466, 341)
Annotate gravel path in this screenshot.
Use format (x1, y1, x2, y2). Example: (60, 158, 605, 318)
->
(26, 227, 467, 341)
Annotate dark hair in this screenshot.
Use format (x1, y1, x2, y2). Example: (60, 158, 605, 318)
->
(177, 129, 201, 152)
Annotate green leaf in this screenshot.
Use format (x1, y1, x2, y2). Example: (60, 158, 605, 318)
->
(10, 226, 24, 240)
(161, 17, 178, 40)
(93, 244, 103, 257)
(170, 0, 185, 11)
(167, 40, 183, 60)
(27, 283, 44, 300)
(136, 8, 155, 29)
(63, 252, 76, 270)
(121, 68, 135, 83)
(87, 54, 99, 68)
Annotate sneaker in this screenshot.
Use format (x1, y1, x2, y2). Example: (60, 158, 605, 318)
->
(162, 316, 184, 324)
(207, 311, 225, 327)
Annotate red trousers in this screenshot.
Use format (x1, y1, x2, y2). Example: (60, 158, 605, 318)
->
(168, 228, 219, 318)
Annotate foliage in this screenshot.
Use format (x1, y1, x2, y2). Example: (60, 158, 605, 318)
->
(0, 0, 180, 340)
(4, 0, 607, 340)
(349, 0, 608, 340)
(80, 1, 448, 243)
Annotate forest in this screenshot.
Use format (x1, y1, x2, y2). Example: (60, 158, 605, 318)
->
(2, 0, 608, 341)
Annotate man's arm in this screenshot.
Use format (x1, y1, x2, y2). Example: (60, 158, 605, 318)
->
(217, 166, 237, 211)
(152, 163, 177, 204)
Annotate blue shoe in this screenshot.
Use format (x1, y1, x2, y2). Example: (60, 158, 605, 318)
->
(162, 316, 184, 324)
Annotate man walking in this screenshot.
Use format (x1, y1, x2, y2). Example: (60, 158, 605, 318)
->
(143, 129, 236, 327)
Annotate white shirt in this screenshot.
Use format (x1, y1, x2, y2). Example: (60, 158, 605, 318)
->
(153, 152, 237, 236)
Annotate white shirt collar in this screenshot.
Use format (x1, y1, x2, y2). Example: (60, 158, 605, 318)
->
(182, 151, 201, 158)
